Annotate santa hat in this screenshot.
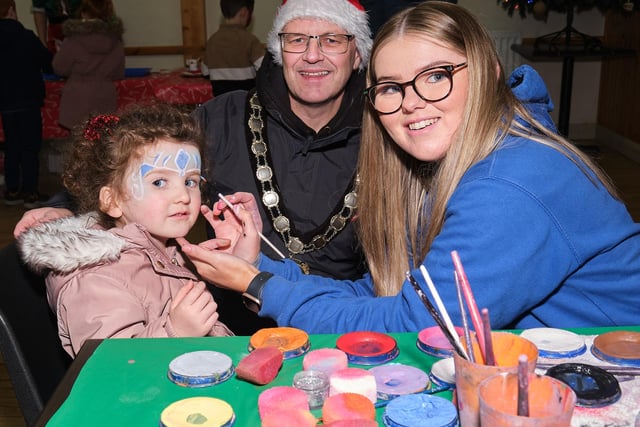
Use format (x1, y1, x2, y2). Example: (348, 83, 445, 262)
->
(266, 0, 372, 70)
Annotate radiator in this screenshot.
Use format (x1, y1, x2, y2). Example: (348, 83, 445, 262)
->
(491, 31, 522, 73)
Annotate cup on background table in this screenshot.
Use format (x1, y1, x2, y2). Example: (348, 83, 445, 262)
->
(186, 58, 199, 72)
(479, 372, 576, 426)
(453, 331, 539, 427)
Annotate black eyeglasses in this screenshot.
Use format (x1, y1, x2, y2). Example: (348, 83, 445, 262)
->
(364, 62, 467, 114)
(278, 33, 355, 55)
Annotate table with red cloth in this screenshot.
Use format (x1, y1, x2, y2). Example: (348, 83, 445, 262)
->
(0, 70, 213, 142)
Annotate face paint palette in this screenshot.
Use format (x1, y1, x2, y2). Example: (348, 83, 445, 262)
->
(417, 326, 465, 358)
(336, 331, 399, 365)
(160, 397, 235, 427)
(249, 327, 310, 359)
(545, 363, 621, 407)
(428, 357, 456, 391)
(369, 364, 429, 400)
(591, 330, 640, 367)
(167, 351, 234, 388)
(520, 327, 587, 358)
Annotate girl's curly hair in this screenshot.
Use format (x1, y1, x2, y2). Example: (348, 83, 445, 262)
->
(63, 102, 204, 228)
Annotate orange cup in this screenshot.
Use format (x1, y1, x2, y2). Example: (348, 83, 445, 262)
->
(479, 372, 576, 426)
(453, 331, 538, 427)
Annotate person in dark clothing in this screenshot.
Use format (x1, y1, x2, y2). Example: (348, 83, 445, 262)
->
(0, 0, 53, 207)
(192, 0, 373, 334)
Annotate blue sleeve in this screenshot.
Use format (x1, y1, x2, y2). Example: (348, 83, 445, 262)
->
(257, 170, 575, 333)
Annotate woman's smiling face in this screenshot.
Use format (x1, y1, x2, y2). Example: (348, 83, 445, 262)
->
(373, 34, 468, 162)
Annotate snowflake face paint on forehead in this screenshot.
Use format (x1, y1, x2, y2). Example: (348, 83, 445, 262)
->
(129, 142, 201, 200)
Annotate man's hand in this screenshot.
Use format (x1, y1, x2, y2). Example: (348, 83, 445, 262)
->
(13, 207, 73, 238)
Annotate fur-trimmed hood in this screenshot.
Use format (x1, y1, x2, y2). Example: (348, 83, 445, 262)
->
(62, 17, 124, 38)
(18, 214, 128, 275)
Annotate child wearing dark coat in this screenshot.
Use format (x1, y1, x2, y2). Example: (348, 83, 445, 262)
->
(0, 0, 52, 207)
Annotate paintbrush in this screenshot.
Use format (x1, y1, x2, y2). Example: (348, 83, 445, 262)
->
(455, 271, 475, 363)
(451, 250, 487, 364)
(217, 193, 287, 259)
(481, 308, 496, 366)
(536, 362, 640, 376)
(419, 265, 468, 360)
(406, 271, 468, 360)
(517, 354, 530, 417)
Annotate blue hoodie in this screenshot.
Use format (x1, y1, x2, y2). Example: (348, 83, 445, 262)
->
(254, 65, 640, 333)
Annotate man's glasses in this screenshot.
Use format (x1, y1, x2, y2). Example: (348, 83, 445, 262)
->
(364, 62, 468, 114)
(279, 33, 355, 55)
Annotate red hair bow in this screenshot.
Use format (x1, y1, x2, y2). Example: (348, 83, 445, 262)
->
(83, 114, 120, 141)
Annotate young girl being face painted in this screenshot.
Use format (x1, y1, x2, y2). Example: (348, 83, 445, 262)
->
(102, 139, 203, 244)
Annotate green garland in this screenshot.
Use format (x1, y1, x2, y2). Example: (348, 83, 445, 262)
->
(497, 0, 638, 18)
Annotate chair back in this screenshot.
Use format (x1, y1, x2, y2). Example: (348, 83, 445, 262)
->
(0, 242, 71, 426)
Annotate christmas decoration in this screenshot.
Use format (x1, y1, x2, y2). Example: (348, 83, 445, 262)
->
(498, 0, 638, 18)
(497, 0, 638, 51)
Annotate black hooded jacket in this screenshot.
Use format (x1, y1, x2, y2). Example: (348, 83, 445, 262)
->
(193, 52, 367, 334)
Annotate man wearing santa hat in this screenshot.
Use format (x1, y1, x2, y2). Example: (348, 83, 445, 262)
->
(193, 0, 373, 335)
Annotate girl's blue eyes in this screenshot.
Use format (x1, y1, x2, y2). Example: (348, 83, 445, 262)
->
(150, 178, 199, 188)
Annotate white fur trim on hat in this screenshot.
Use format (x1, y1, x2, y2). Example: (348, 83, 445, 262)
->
(267, 0, 372, 71)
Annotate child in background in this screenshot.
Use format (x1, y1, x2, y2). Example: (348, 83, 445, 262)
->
(203, 0, 265, 96)
(53, 0, 124, 130)
(0, 0, 52, 207)
(18, 103, 232, 358)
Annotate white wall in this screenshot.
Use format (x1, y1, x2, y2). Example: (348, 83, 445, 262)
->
(461, 1, 605, 138)
(13, 0, 605, 136)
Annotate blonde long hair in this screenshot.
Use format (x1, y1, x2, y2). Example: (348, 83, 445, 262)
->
(357, 1, 618, 296)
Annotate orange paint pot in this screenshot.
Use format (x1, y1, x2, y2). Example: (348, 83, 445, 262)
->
(453, 331, 539, 427)
(479, 372, 576, 426)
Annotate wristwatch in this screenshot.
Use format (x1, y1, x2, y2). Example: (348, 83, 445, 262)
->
(242, 272, 274, 313)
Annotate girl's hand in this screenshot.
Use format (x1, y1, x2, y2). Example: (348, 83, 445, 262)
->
(177, 239, 259, 293)
(168, 281, 219, 337)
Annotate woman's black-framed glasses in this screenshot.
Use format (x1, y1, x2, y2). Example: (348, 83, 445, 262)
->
(279, 33, 355, 55)
(364, 62, 467, 114)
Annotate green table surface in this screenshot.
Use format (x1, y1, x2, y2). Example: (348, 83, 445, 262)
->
(43, 326, 638, 426)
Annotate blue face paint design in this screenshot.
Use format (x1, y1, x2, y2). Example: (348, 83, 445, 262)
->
(129, 145, 202, 200)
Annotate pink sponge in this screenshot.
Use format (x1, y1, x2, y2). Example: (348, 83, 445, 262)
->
(258, 386, 309, 420)
(322, 393, 376, 424)
(323, 420, 379, 427)
(261, 409, 317, 427)
(236, 347, 283, 385)
(303, 348, 349, 377)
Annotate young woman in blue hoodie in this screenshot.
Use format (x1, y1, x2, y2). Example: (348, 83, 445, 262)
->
(160, 2, 639, 333)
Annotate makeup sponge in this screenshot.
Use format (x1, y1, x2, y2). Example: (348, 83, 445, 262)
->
(258, 386, 309, 420)
(303, 348, 349, 377)
(236, 346, 283, 385)
(321, 393, 376, 424)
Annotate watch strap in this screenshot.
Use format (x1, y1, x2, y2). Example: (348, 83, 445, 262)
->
(242, 271, 274, 313)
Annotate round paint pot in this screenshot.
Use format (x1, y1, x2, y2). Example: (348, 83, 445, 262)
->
(591, 330, 640, 367)
(428, 357, 456, 391)
(369, 364, 429, 400)
(417, 325, 464, 358)
(160, 397, 235, 427)
(336, 331, 399, 365)
(249, 327, 310, 359)
(167, 351, 234, 387)
(520, 327, 586, 358)
(545, 362, 621, 407)
(383, 394, 458, 427)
